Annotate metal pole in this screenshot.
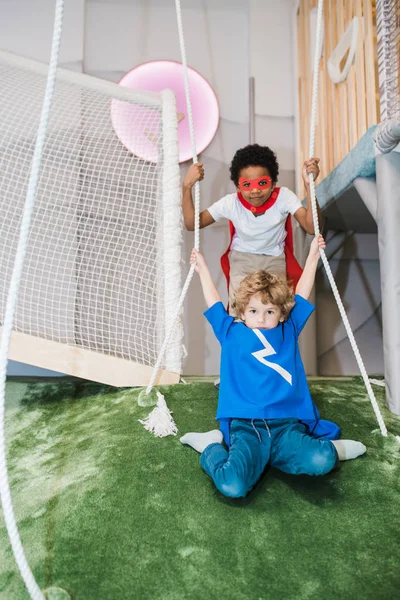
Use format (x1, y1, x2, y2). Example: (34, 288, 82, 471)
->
(249, 76, 255, 144)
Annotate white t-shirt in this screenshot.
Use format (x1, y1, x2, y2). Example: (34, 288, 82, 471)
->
(208, 187, 303, 256)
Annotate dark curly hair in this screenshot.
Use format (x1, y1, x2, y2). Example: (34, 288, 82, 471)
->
(230, 144, 279, 186)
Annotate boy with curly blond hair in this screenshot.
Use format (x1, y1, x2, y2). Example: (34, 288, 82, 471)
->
(180, 236, 366, 499)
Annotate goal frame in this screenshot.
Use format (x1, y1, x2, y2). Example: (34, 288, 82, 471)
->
(0, 50, 182, 386)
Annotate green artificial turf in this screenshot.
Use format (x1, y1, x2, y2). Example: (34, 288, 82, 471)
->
(0, 377, 399, 600)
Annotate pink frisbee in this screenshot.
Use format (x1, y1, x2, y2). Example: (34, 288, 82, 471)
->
(111, 60, 219, 163)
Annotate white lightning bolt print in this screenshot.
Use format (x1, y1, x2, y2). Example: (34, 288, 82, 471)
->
(251, 329, 292, 385)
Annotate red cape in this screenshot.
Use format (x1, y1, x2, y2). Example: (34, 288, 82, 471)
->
(221, 188, 303, 293)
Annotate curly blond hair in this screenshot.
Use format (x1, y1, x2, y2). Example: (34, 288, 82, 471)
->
(232, 271, 295, 320)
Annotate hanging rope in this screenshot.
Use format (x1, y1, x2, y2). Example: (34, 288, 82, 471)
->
(146, 0, 391, 440)
(143, 0, 200, 397)
(0, 3, 65, 599)
(308, 0, 387, 436)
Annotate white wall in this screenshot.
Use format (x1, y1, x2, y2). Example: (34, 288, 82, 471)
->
(250, 0, 296, 189)
(0, 0, 85, 67)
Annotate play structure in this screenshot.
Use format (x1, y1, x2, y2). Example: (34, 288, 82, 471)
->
(0, 51, 184, 388)
(296, 0, 400, 415)
(0, 0, 399, 598)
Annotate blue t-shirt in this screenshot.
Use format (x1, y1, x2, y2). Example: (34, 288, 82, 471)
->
(205, 295, 340, 445)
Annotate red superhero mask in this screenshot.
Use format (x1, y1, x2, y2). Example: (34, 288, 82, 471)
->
(238, 176, 272, 191)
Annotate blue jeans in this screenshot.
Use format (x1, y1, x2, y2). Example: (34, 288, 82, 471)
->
(200, 418, 338, 498)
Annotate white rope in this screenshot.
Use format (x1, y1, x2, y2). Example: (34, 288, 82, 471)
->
(144, 0, 200, 395)
(309, 0, 387, 436)
(174, 0, 200, 251)
(0, 2, 65, 599)
(369, 378, 386, 388)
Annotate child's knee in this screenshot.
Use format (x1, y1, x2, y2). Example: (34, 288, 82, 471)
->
(303, 442, 338, 476)
(217, 474, 249, 498)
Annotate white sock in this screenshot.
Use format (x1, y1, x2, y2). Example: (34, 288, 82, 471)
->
(180, 429, 223, 453)
(332, 439, 366, 461)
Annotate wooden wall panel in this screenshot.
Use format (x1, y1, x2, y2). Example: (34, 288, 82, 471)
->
(297, 0, 379, 192)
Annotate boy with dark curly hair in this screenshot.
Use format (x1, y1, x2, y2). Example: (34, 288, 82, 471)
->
(182, 144, 322, 310)
(180, 236, 366, 499)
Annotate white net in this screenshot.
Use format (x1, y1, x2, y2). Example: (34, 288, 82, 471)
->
(0, 51, 183, 382)
(377, 0, 400, 122)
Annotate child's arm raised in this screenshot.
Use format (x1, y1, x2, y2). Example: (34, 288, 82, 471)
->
(295, 235, 326, 300)
(182, 163, 216, 231)
(190, 248, 221, 308)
